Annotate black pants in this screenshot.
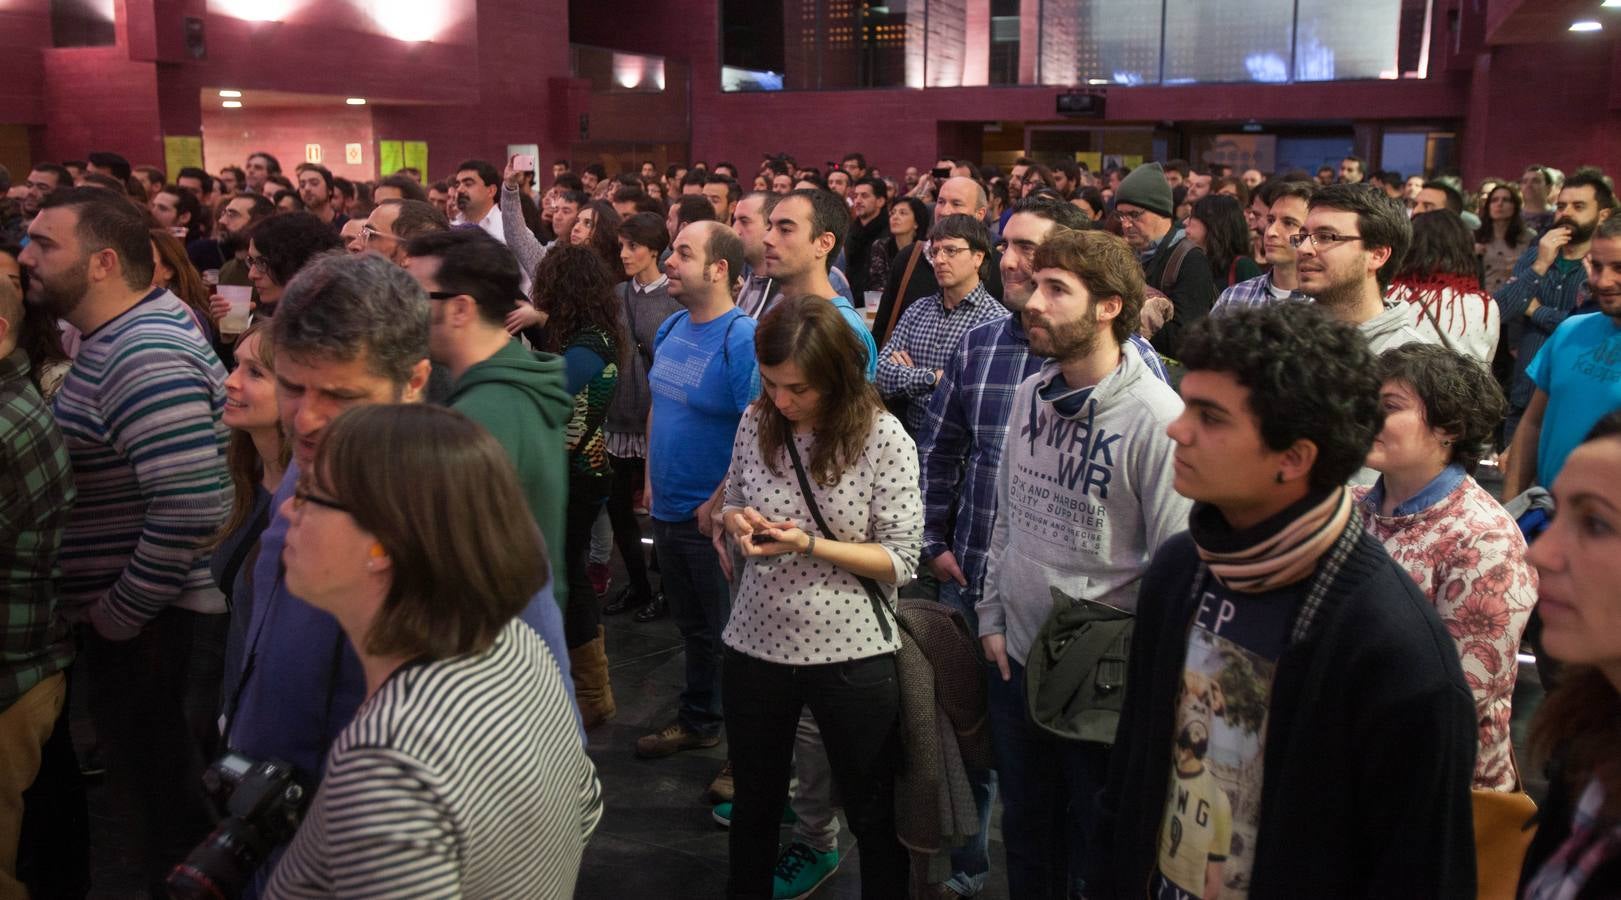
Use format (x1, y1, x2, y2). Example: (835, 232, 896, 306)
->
(564, 477, 611, 648)
(83, 607, 226, 896)
(605, 454, 653, 604)
(723, 648, 907, 899)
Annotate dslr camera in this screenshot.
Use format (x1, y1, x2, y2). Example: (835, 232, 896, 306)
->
(165, 752, 309, 899)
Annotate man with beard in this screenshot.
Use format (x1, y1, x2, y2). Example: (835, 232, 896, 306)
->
(19, 164, 70, 235)
(1496, 168, 1615, 443)
(977, 228, 1190, 897)
(294, 163, 346, 231)
(187, 191, 273, 279)
(917, 196, 1166, 897)
(1505, 216, 1621, 497)
(18, 188, 230, 894)
(1294, 183, 1432, 355)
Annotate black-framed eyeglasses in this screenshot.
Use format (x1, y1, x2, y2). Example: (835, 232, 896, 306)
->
(1287, 231, 1365, 249)
(246, 255, 270, 271)
(292, 488, 349, 514)
(927, 244, 975, 261)
(426, 291, 463, 301)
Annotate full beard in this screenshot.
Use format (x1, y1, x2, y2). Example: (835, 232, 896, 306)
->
(28, 260, 89, 320)
(1026, 308, 1100, 361)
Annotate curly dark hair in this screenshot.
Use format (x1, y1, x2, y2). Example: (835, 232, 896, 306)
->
(1179, 303, 1382, 493)
(533, 244, 627, 367)
(250, 211, 343, 287)
(1374, 343, 1504, 473)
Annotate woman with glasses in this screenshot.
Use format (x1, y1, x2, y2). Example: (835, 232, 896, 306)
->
(720, 296, 920, 898)
(265, 404, 602, 898)
(226, 211, 342, 325)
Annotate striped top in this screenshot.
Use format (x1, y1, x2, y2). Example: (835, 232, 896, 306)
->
(53, 289, 230, 637)
(266, 618, 603, 899)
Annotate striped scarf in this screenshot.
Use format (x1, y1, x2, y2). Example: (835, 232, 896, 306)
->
(1190, 488, 1353, 594)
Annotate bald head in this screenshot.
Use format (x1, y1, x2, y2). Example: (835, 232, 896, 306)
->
(937, 176, 987, 218)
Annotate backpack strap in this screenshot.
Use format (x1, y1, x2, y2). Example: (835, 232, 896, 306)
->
(1161, 236, 1196, 292)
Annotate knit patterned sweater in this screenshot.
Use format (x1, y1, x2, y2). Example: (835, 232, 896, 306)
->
(53, 289, 231, 638)
(1355, 475, 1538, 791)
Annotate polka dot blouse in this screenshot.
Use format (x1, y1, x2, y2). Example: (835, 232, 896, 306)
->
(721, 406, 923, 666)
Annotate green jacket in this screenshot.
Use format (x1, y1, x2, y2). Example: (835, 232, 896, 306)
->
(450, 339, 572, 610)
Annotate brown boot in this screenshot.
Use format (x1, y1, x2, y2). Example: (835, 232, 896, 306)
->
(569, 626, 616, 729)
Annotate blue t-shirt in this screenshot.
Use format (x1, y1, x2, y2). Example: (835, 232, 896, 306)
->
(829, 295, 880, 380)
(1528, 311, 1621, 488)
(649, 308, 760, 521)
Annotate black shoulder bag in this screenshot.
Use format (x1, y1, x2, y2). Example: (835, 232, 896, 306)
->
(782, 435, 895, 642)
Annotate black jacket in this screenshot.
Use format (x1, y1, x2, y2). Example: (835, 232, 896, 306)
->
(843, 211, 890, 302)
(1085, 530, 1479, 899)
(1142, 229, 1217, 360)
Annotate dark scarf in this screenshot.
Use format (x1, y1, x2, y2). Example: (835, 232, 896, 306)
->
(1188, 487, 1352, 594)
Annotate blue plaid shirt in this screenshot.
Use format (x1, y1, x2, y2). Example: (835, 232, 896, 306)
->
(1210, 271, 1312, 316)
(916, 317, 1168, 607)
(1495, 243, 1592, 416)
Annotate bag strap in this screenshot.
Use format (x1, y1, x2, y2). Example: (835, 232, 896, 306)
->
(783, 433, 895, 642)
(621, 282, 653, 369)
(1162, 236, 1195, 291)
(884, 242, 925, 342)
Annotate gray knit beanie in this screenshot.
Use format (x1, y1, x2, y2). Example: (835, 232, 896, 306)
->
(1114, 163, 1173, 218)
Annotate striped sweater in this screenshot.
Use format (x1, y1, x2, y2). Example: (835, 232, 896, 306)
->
(53, 289, 231, 637)
(266, 618, 604, 899)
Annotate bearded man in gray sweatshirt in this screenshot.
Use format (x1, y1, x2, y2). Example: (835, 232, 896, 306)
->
(978, 228, 1192, 898)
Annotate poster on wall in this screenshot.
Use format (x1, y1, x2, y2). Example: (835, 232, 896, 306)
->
(378, 141, 429, 178)
(1205, 135, 1278, 173)
(163, 136, 203, 180)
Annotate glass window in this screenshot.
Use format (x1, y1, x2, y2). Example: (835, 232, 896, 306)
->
(1039, 0, 1163, 87)
(1293, 0, 1402, 81)
(1162, 0, 1293, 84)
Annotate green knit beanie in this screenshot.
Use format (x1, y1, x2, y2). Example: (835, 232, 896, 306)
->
(1115, 162, 1173, 218)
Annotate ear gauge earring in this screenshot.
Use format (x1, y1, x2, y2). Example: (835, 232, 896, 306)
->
(1274, 471, 1285, 484)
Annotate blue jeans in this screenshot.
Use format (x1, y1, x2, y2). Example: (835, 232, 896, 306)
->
(652, 517, 732, 738)
(986, 657, 1109, 900)
(937, 579, 995, 883)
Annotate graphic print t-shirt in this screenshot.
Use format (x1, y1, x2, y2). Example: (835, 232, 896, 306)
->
(1152, 577, 1303, 900)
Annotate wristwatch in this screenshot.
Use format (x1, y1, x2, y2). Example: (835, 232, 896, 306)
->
(925, 370, 939, 387)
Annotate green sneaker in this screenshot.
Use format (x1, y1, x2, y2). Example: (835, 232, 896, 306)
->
(771, 841, 840, 899)
(711, 801, 798, 828)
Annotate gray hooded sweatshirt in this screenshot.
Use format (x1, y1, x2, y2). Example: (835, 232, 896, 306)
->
(978, 344, 1193, 665)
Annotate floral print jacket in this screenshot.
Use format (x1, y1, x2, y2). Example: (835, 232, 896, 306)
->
(1355, 475, 1538, 791)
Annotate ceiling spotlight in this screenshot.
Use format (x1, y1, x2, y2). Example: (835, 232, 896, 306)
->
(219, 89, 242, 98)
(1603, 0, 1621, 8)
(223, 100, 243, 108)
(1570, 19, 1603, 30)
(345, 98, 366, 105)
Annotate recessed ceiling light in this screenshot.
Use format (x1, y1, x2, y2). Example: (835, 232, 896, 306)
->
(1571, 19, 1603, 31)
(222, 100, 243, 108)
(345, 98, 366, 105)
(219, 89, 242, 98)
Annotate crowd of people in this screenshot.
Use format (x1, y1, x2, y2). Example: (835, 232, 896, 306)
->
(0, 142, 1619, 900)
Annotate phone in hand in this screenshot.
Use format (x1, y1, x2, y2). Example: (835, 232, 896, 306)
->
(750, 533, 777, 545)
(512, 153, 536, 174)
(931, 166, 951, 180)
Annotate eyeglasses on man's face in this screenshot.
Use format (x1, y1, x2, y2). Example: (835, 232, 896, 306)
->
(1287, 231, 1365, 250)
